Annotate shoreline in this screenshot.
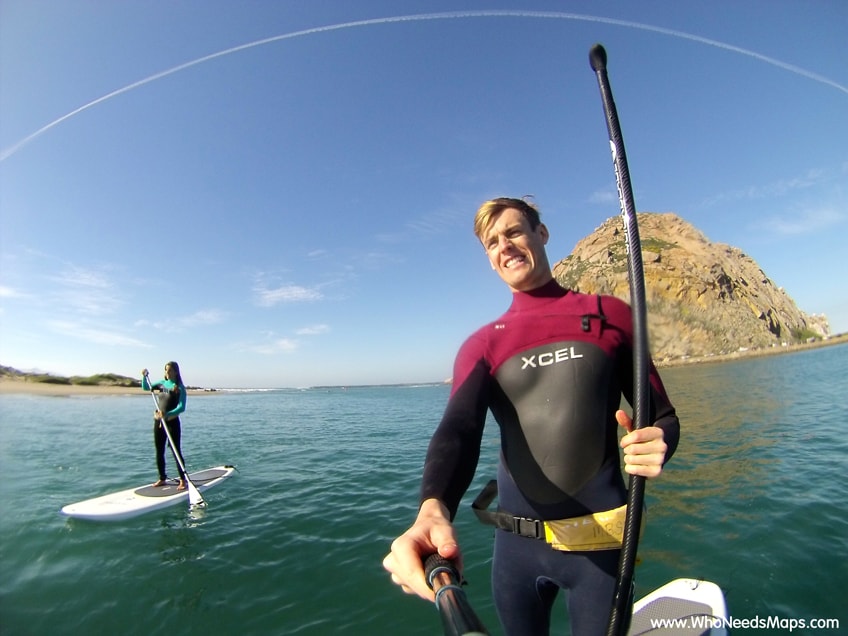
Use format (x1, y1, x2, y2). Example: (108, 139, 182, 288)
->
(0, 380, 217, 397)
(1, 335, 845, 397)
(655, 333, 847, 369)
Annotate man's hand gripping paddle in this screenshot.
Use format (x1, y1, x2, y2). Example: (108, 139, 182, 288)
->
(424, 554, 489, 636)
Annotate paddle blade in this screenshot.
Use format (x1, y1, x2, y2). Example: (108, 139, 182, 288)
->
(186, 480, 206, 508)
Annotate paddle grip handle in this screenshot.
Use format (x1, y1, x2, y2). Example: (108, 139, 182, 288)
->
(424, 554, 489, 636)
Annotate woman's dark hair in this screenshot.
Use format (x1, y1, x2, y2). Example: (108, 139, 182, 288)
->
(166, 361, 184, 386)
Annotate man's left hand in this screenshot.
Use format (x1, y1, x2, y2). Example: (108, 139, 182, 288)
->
(616, 409, 668, 478)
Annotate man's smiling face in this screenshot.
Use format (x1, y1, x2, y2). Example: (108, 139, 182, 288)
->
(481, 207, 552, 292)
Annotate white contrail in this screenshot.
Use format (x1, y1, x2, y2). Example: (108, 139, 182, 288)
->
(2, 10, 845, 162)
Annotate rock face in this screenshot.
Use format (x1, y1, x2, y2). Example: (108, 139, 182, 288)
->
(551, 213, 829, 362)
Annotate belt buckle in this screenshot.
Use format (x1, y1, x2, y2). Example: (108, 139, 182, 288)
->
(513, 516, 542, 539)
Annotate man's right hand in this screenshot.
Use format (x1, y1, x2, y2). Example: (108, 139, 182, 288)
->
(382, 498, 461, 602)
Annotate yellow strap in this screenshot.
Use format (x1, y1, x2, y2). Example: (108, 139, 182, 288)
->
(543, 504, 634, 552)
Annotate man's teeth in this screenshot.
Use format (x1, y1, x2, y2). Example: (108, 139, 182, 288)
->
(505, 256, 524, 268)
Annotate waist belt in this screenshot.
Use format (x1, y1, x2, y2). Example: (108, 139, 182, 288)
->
(472, 479, 638, 552)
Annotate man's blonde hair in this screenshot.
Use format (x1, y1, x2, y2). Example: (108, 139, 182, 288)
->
(473, 197, 542, 240)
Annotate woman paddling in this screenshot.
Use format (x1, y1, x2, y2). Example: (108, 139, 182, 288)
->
(141, 362, 188, 491)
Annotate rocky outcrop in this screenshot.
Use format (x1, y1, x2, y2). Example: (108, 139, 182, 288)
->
(551, 213, 829, 362)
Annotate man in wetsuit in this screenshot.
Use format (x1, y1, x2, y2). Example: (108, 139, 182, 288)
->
(383, 197, 679, 635)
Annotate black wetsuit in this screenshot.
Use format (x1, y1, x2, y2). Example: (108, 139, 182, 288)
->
(420, 280, 679, 635)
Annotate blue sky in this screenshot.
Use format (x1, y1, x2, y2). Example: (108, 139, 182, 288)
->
(1, 1, 846, 388)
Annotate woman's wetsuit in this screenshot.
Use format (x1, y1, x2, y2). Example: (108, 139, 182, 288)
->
(142, 377, 187, 481)
(420, 280, 679, 635)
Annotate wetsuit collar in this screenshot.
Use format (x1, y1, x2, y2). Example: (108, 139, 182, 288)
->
(509, 279, 568, 311)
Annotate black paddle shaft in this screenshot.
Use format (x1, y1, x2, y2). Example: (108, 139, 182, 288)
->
(424, 554, 489, 636)
(589, 43, 650, 636)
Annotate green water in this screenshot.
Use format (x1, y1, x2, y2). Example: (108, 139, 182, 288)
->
(1, 344, 846, 635)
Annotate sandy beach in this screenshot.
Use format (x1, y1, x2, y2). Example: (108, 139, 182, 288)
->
(0, 379, 216, 397)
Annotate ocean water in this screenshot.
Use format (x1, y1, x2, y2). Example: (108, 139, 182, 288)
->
(1, 343, 846, 635)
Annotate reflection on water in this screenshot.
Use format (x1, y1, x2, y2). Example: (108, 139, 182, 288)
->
(657, 359, 786, 528)
(637, 344, 848, 616)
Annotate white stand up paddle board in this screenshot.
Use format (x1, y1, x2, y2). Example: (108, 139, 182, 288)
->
(629, 578, 728, 635)
(60, 465, 235, 521)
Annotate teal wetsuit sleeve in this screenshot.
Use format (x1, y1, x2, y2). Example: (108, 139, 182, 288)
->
(148, 378, 168, 392)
